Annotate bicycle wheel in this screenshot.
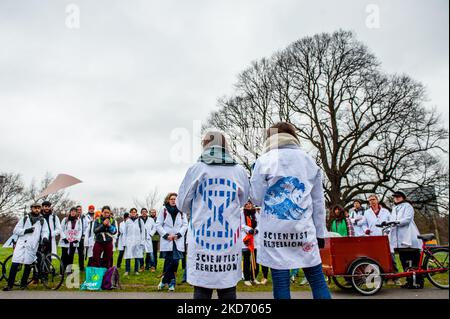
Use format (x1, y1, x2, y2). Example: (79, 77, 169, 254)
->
(350, 259, 383, 295)
(332, 276, 353, 290)
(423, 247, 449, 289)
(0, 261, 4, 281)
(2, 254, 36, 287)
(41, 253, 64, 290)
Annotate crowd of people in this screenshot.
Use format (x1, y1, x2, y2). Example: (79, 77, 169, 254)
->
(2, 122, 425, 298)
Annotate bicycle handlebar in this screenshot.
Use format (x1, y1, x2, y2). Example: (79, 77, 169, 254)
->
(375, 221, 400, 228)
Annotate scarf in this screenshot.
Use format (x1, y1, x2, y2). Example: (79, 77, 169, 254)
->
(331, 219, 348, 237)
(165, 204, 180, 222)
(198, 146, 237, 166)
(263, 133, 300, 154)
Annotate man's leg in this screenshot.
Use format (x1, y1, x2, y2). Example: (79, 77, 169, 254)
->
(303, 264, 331, 299)
(102, 242, 114, 269)
(5, 262, 20, 289)
(78, 238, 85, 271)
(125, 259, 131, 273)
(271, 269, 291, 299)
(117, 250, 124, 269)
(242, 250, 251, 281)
(20, 264, 32, 288)
(193, 286, 213, 299)
(217, 286, 237, 299)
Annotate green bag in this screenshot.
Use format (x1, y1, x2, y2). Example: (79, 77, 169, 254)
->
(80, 267, 108, 291)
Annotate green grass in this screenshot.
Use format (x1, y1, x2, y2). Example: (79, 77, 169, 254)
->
(0, 245, 438, 292)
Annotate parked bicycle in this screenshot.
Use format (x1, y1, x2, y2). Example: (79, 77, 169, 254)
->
(2, 245, 65, 290)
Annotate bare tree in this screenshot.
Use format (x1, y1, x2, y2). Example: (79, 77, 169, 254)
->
(205, 30, 449, 209)
(0, 172, 27, 215)
(133, 187, 162, 210)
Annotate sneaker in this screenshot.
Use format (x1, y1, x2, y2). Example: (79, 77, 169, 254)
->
(157, 281, 165, 290)
(290, 275, 296, 283)
(252, 279, 261, 285)
(394, 279, 402, 286)
(300, 278, 309, 286)
(260, 278, 268, 285)
(168, 283, 176, 291)
(244, 281, 252, 286)
(123, 272, 129, 277)
(2, 287, 12, 292)
(135, 272, 140, 276)
(150, 267, 156, 273)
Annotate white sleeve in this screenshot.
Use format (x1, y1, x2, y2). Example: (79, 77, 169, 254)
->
(238, 167, 250, 207)
(13, 217, 26, 236)
(148, 218, 157, 237)
(249, 160, 267, 207)
(176, 164, 200, 216)
(179, 214, 188, 237)
(310, 169, 327, 239)
(54, 216, 62, 237)
(60, 218, 67, 240)
(156, 209, 167, 237)
(397, 204, 414, 227)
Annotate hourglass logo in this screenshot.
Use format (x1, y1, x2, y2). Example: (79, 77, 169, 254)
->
(193, 178, 240, 251)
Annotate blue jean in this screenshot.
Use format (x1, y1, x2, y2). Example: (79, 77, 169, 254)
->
(271, 264, 331, 299)
(125, 258, 140, 273)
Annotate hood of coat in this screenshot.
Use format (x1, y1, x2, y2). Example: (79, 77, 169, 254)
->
(263, 133, 300, 153)
(198, 146, 237, 166)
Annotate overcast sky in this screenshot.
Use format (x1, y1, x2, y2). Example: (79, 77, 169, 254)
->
(0, 0, 448, 211)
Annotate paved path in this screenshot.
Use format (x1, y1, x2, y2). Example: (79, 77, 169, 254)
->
(0, 288, 448, 299)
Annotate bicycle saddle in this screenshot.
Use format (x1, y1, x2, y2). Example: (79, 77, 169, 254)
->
(417, 233, 435, 241)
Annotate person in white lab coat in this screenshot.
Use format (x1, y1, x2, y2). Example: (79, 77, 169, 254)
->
(116, 212, 129, 269)
(83, 205, 96, 266)
(156, 193, 188, 292)
(361, 194, 391, 236)
(3, 203, 50, 291)
(123, 208, 145, 276)
(40, 200, 61, 256)
(348, 199, 366, 237)
(388, 190, 424, 289)
(139, 208, 157, 271)
(176, 131, 250, 299)
(59, 207, 83, 273)
(250, 122, 331, 300)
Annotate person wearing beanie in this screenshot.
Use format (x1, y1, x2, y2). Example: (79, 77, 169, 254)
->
(176, 130, 249, 299)
(84, 205, 98, 266)
(59, 207, 83, 273)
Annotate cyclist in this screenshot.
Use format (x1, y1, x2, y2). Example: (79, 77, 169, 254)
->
(3, 203, 50, 291)
(388, 190, 424, 289)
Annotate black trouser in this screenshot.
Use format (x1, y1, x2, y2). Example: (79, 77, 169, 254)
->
(162, 254, 180, 285)
(193, 286, 237, 300)
(62, 245, 77, 272)
(151, 241, 159, 268)
(397, 248, 424, 287)
(7, 263, 32, 289)
(141, 253, 153, 270)
(77, 237, 85, 271)
(117, 250, 124, 269)
(243, 249, 268, 281)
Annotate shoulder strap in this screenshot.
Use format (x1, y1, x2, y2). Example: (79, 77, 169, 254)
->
(138, 219, 142, 233)
(23, 214, 29, 227)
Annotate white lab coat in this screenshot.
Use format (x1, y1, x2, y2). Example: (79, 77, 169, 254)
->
(361, 207, 391, 236)
(389, 202, 422, 252)
(250, 146, 327, 270)
(123, 218, 145, 259)
(84, 215, 96, 258)
(141, 217, 157, 253)
(176, 161, 249, 289)
(117, 221, 126, 251)
(58, 217, 83, 248)
(12, 215, 50, 264)
(43, 213, 62, 255)
(156, 206, 188, 253)
(349, 208, 366, 237)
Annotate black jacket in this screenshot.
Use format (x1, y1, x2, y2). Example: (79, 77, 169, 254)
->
(93, 217, 117, 243)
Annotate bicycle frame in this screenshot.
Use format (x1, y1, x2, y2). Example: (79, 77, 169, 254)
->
(384, 242, 448, 279)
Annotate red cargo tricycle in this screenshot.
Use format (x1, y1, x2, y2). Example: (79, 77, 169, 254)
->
(320, 221, 449, 295)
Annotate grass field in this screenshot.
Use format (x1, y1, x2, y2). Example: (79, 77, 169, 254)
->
(0, 245, 432, 293)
